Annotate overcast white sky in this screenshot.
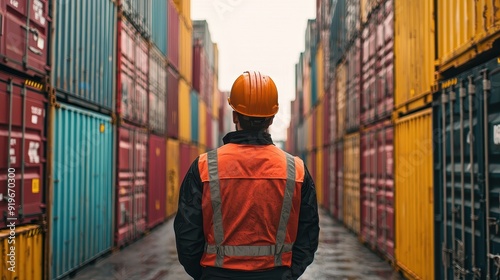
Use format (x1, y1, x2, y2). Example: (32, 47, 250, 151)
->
(191, 0, 316, 141)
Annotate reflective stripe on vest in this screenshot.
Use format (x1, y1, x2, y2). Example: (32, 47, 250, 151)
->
(206, 149, 297, 267)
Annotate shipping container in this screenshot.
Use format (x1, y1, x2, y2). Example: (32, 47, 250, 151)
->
(329, 83, 337, 144)
(316, 41, 325, 101)
(343, 132, 360, 234)
(190, 143, 199, 163)
(316, 100, 324, 148)
(190, 90, 199, 143)
(116, 124, 148, 247)
(394, 108, 434, 280)
(394, 0, 435, 116)
(167, 0, 180, 69)
(193, 20, 214, 71)
(346, 38, 361, 132)
(322, 90, 331, 146)
(167, 66, 179, 138)
(346, 0, 361, 44)
(117, 18, 149, 126)
(147, 134, 166, 229)
(206, 110, 212, 149)
(212, 76, 220, 119)
(211, 118, 219, 150)
(192, 42, 206, 95)
(166, 138, 179, 217)
(120, 0, 152, 36)
(0, 224, 42, 280)
(52, 0, 116, 111)
(179, 142, 191, 182)
(434, 56, 500, 280)
(330, 0, 347, 66)
(173, 0, 191, 25)
(179, 19, 193, 84)
(306, 113, 313, 152)
(0, 73, 46, 227)
(360, 0, 379, 25)
(149, 46, 167, 135)
(360, 121, 394, 259)
(437, 0, 500, 74)
(312, 108, 317, 149)
(303, 54, 311, 117)
(0, 0, 50, 77)
(326, 145, 335, 216)
(178, 79, 191, 142)
(151, 0, 167, 55)
(335, 141, 344, 221)
(51, 103, 113, 279)
(336, 61, 347, 140)
(315, 148, 323, 207)
(311, 47, 318, 107)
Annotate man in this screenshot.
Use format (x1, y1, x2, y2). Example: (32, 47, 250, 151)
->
(174, 71, 320, 280)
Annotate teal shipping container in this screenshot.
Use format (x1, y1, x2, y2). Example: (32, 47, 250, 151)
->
(120, 0, 152, 37)
(151, 0, 167, 55)
(51, 0, 117, 111)
(191, 90, 200, 143)
(50, 103, 114, 279)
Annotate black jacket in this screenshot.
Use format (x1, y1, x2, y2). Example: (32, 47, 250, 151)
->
(174, 130, 320, 280)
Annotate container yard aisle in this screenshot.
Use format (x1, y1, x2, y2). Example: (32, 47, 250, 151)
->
(71, 208, 401, 280)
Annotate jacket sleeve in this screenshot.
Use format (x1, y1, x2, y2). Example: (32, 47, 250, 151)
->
(291, 165, 320, 280)
(174, 157, 205, 280)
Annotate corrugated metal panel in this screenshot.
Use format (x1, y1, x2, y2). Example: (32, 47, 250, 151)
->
(190, 90, 199, 143)
(117, 18, 149, 126)
(329, 84, 337, 144)
(360, 121, 394, 259)
(394, 109, 434, 280)
(53, 0, 116, 110)
(206, 110, 212, 149)
(179, 19, 192, 84)
(434, 57, 500, 280)
(336, 141, 344, 221)
(148, 134, 166, 229)
(346, 38, 361, 132)
(311, 48, 318, 107)
(149, 46, 167, 135)
(199, 98, 206, 148)
(360, 0, 380, 25)
(297, 122, 305, 154)
(193, 20, 214, 70)
(179, 142, 191, 183)
(312, 109, 317, 149)
(316, 101, 323, 148)
(212, 79, 220, 119)
(173, 0, 190, 26)
(116, 124, 148, 247)
(330, 0, 347, 66)
(167, 0, 179, 69)
(0, 225, 42, 280)
(317, 42, 324, 101)
(166, 138, 179, 217)
(346, 0, 361, 43)
(394, 0, 434, 116)
(322, 146, 331, 213)
(316, 148, 324, 208)
(192, 43, 204, 94)
(120, 0, 152, 36)
(178, 79, 191, 142)
(302, 55, 311, 116)
(343, 132, 360, 234)
(52, 103, 113, 279)
(0, 0, 50, 77)
(437, 0, 500, 73)
(151, 0, 167, 55)
(323, 91, 331, 146)
(336, 61, 347, 140)
(306, 113, 313, 152)
(0, 73, 46, 227)
(167, 67, 179, 138)
(361, 18, 376, 125)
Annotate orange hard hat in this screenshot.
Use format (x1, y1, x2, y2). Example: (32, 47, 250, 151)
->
(228, 71, 279, 117)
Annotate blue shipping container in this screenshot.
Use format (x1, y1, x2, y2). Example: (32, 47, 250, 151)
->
(434, 56, 500, 280)
(191, 90, 200, 143)
(121, 0, 153, 37)
(51, 103, 114, 279)
(52, 0, 117, 110)
(330, 0, 347, 66)
(151, 0, 167, 55)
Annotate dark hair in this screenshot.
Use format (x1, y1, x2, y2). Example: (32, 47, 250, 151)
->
(237, 113, 273, 131)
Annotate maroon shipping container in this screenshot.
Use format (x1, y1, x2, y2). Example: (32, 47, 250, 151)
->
(361, 3, 393, 126)
(0, 72, 46, 226)
(116, 124, 148, 246)
(335, 141, 344, 221)
(166, 66, 179, 138)
(329, 81, 337, 145)
(0, 0, 50, 77)
(147, 134, 166, 229)
(149, 46, 167, 135)
(322, 146, 330, 214)
(322, 87, 330, 146)
(179, 143, 190, 182)
(346, 38, 361, 132)
(206, 110, 213, 150)
(360, 120, 394, 259)
(167, 0, 179, 69)
(327, 145, 336, 216)
(192, 41, 206, 96)
(117, 19, 149, 126)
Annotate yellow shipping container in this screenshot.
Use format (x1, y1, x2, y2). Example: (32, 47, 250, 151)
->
(316, 41, 324, 99)
(315, 148, 323, 206)
(343, 132, 360, 234)
(173, 0, 191, 28)
(178, 79, 191, 143)
(213, 43, 219, 77)
(316, 101, 323, 149)
(0, 225, 42, 280)
(179, 19, 192, 84)
(166, 138, 180, 217)
(199, 99, 207, 147)
(437, 0, 500, 73)
(394, 109, 434, 280)
(394, 0, 435, 116)
(336, 61, 347, 141)
(212, 76, 220, 119)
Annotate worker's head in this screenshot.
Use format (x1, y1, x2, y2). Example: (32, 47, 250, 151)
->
(228, 71, 279, 131)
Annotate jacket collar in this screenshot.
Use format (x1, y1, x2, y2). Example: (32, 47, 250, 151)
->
(222, 130, 274, 145)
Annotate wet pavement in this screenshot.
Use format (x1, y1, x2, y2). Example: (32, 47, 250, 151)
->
(72, 209, 403, 280)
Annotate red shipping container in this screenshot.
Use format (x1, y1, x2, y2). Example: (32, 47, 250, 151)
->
(192, 42, 206, 96)
(334, 141, 344, 221)
(0, 72, 46, 227)
(147, 134, 166, 229)
(167, 0, 179, 70)
(117, 19, 148, 126)
(0, 0, 50, 77)
(346, 38, 361, 132)
(322, 87, 330, 146)
(322, 146, 330, 214)
(327, 145, 336, 216)
(149, 46, 167, 135)
(361, 19, 376, 125)
(360, 120, 394, 259)
(179, 143, 191, 182)
(116, 123, 148, 246)
(167, 66, 179, 138)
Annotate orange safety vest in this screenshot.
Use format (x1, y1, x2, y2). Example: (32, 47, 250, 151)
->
(198, 143, 305, 271)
